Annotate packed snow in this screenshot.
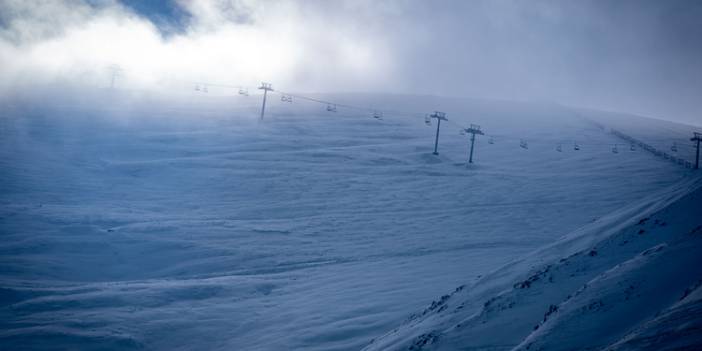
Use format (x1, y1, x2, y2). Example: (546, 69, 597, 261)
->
(1, 88, 699, 350)
(365, 176, 702, 351)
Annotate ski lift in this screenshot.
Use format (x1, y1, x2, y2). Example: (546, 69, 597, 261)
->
(238, 88, 249, 96)
(373, 111, 383, 120)
(281, 94, 292, 103)
(459, 129, 466, 136)
(612, 144, 619, 154)
(671, 143, 678, 152)
(574, 142, 580, 151)
(488, 137, 494, 144)
(424, 115, 432, 126)
(630, 143, 636, 151)
(520, 140, 528, 149)
(556, 144, 562, 152)
(326, 104, 337, 112)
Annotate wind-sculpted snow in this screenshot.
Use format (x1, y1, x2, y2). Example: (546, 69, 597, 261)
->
(0, 91, 697, 350)
(364, 176, 702, 351)
(604, 279, 702, 350)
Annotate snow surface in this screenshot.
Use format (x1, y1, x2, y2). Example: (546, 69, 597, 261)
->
(0, 89, 699, 350)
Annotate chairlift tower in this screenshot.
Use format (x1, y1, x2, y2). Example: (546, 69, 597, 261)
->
(464, 124, 485, 164)
(692, 132, 702, 169)
(107, 64, 123, 89)
(430, 111, 447, 155)
(258, 82, 273, 120)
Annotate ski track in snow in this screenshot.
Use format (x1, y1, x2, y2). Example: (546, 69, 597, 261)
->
(0, 92, 698, 350)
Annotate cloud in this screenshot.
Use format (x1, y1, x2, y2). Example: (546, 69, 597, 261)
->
(0, 0, 392, 94)
(0, 0, 700, 125)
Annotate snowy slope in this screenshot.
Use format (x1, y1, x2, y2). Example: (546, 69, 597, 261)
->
(363, 166, 702, 350)
(605, 279, 702, 350)
(583, 109, 700, 165)
(0, 89, 699, 350)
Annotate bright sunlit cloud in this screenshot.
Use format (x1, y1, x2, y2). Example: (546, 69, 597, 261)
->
(0, 0, 390, 93)
(1, 0, 701, 125)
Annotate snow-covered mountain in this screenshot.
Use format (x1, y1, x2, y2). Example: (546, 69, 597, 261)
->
(364, 173, 702, 351)
(1, 90, 699, 350)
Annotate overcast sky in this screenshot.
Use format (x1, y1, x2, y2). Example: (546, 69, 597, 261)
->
(1, 0, 701, 125)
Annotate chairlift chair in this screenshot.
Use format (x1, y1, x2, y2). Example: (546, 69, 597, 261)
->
(326, 104, 337, 112)
(671, 143, 678, 152)
(520, 140, 528, 149)
(488, 137, 494, 144)
(630, 144, 636, 151)
(556, 144, 562, 152)
(459, 129, 466, 136)
(574, 143, 580, 151)
(612, 145, 619, 154)
(373, 111, 383, 120)
(424, 115, 432, 126)
(238, 88, 249, 96)
(195, 85, 201, 91)
(203, 85, 208, 93)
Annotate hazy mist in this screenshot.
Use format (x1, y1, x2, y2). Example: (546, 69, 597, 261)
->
(1, 0, 700, 125)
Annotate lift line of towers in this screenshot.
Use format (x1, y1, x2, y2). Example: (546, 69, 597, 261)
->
(192, 81, 701, 170)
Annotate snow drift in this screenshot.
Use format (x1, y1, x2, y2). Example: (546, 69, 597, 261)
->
(364, 176, 702, 351)
(1, 90, 699, 350)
